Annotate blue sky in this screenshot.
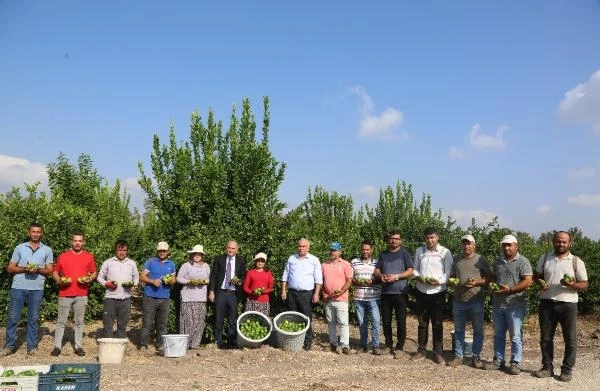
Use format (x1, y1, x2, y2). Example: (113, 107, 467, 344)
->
(1, 1, 600, 240)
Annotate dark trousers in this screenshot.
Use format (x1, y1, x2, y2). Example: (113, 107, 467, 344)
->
(381, 293, 408, 350)
(103, 298, 131, 338)
(416, 290, 445, 353)
(539, 299, 578, 373)
(215, 290, 238, 347)
(140, 296, 170, 347)
(287, 289, 314, 348)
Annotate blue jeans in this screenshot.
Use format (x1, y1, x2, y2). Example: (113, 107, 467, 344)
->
(355, 299, 380, 347)
(452, 299, 484, 358)
(492, 306, 526, 364)
(5, 288, 44, 350)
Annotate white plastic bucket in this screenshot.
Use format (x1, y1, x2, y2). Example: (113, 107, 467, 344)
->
(162, 334, 189, 357)
(237, 311, 273, 348)
(273, 311, 310, 352)
(97, 338, 128, 363)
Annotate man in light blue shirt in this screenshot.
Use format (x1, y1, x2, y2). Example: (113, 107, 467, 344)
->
(281, 238, 322, 350)
(2, 223, 53, 356)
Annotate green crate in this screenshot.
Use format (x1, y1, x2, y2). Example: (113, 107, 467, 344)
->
(37, 364, 100, 391)
(0, 365, 50, 391)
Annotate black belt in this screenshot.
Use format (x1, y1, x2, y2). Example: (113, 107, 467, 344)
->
(108, 297, 130, 301)
(220, 289, 237, 294)
(290, 288, 313, 293)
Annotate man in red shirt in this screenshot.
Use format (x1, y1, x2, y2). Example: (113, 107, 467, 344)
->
(51, 233, 97, 356)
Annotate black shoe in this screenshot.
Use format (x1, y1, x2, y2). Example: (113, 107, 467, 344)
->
(559, 372, 572, 382)
(303, 344, 312, 351)
(27, 347, 38, 356)
(74, 347, 85, 357)
(534, 366, 554, 378)
(51, 347, 61, 357)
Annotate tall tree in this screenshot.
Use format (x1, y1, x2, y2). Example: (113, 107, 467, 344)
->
(138, 96, 286, 257)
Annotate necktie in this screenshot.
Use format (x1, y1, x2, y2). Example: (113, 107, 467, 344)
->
(225, 257, 232, 287)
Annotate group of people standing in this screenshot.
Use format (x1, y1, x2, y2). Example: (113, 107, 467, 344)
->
(1, 224, 588, 383)
(279, 228, 588, 384)
(0, 226, 276, 356)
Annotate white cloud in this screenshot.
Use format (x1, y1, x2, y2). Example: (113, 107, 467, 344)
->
(347, 85, 374, 115)
(358, 185, 378, 197)
(567, 193, 600, 207)
(359, 108, 406, 140)
(348, 85, 407, 141)
(0, 154, 48, 190)
(468, 123, 508, 149)
(557, 69, 600, 133)
(451, 209, 500, 227)
(568, 166, 598, 179)
(449, 146, 465, 159)
(536, 204, 551, 215)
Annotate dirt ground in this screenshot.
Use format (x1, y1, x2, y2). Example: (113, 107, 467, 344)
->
(1, 310, 599, 391)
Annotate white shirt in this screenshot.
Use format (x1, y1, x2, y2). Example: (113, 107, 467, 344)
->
(220, 256, 237, 290)
(537, 252, 587, 303)
(413, 244, 453, 294)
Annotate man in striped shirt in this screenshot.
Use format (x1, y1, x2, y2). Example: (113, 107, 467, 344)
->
(351, 240, 382, 355)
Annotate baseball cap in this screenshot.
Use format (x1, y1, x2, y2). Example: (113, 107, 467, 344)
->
(461, 234, 476, 243)
(329, 242, 342, 251)
(156, 241, 169, 251)
(500, 234, 518, 244)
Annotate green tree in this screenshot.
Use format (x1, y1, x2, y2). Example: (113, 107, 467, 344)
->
(360, 180, 458, 254)
(0, 153, 142, 325)
(138, 97, 286, 255)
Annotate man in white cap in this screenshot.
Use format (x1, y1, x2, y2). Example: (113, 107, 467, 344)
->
(138, 241, 176, 353)
(484, 234, 533, 375)
(447, 234, 490, 368)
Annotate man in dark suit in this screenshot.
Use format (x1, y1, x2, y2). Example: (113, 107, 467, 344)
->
(208, 240, 246, 348)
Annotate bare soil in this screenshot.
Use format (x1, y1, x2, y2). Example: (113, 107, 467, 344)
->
(1, 311, 599, 391)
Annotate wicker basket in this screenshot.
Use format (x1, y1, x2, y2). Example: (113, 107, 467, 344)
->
(273, 311, 310, 352)
(236, 311, 273, 348)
